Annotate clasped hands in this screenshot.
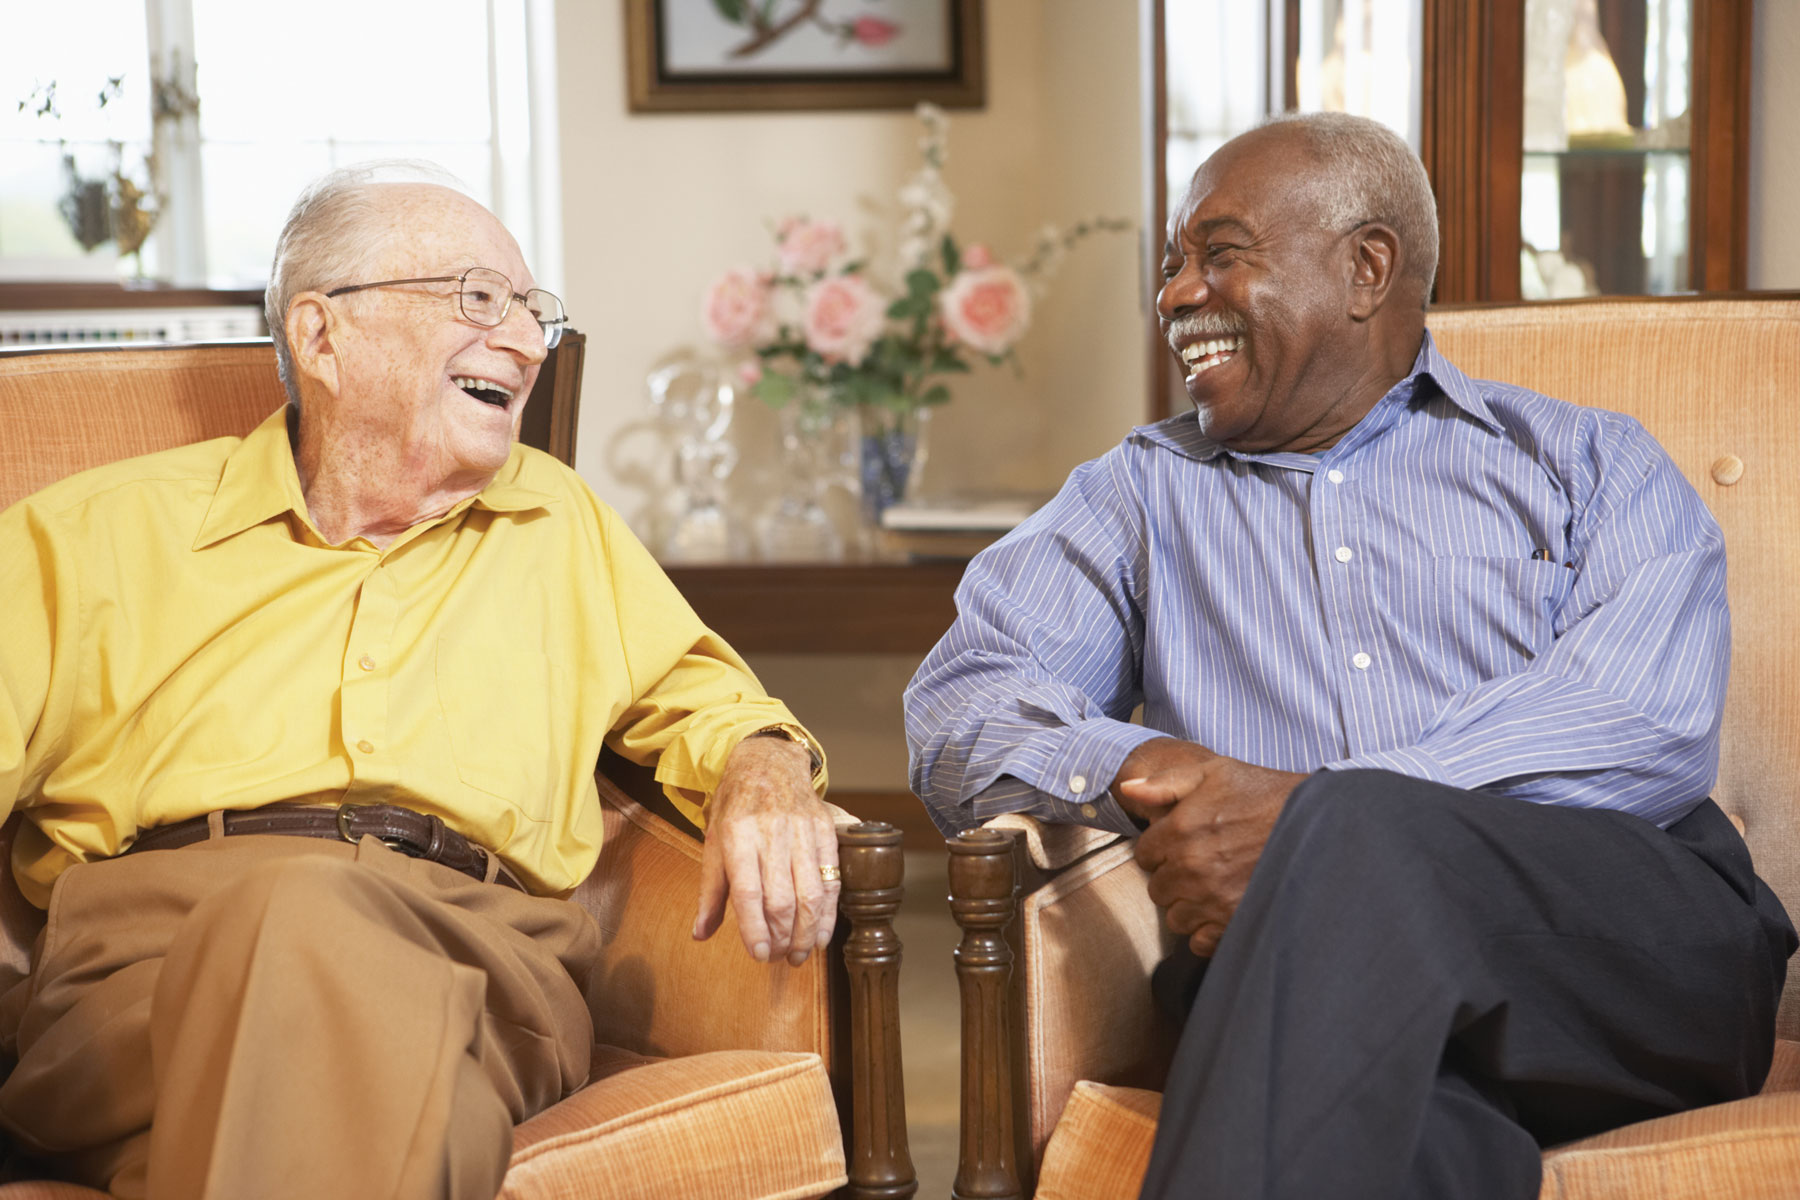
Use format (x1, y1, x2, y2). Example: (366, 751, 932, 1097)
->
(1113, 738, 1308, 958)
(692, 734, 841, 967)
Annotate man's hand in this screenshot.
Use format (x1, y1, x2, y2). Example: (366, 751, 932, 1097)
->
(1113, 738, 1307, 958)
(693, 734, 840, 966)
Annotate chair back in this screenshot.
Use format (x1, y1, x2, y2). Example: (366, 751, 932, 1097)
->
(1427, 295, 1800, 1035)
(0, 334, 585, 512)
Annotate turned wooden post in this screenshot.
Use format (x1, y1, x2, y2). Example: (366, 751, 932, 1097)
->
(948, 827, 1023, 1200)
(838, 821, 918, 1200)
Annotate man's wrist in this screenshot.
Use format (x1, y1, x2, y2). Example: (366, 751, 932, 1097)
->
(745, 724, 826, 789)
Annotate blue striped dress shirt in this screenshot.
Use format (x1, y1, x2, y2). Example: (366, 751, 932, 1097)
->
(904, 332, 1728, 838)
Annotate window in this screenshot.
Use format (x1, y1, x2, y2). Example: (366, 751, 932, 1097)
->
(0, 0, 559, 292)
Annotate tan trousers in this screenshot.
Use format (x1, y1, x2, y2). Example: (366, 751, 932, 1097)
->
(0, 834, 599, 1200)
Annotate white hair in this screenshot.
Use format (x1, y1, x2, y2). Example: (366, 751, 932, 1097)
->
(265, 160, 471, 407)
(1257, 111, 1439, 301)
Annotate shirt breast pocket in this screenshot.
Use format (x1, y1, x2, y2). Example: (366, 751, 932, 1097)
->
(1429, 556, 1569, 683)
(435, 636, 561, 807)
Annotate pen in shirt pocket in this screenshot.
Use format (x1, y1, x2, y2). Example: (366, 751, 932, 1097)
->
(1529, 547, 1575, 569)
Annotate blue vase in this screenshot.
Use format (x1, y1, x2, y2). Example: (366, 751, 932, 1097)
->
(858, 406, 926, 526)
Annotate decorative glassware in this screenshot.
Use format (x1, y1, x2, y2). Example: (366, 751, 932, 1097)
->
(646, 361, 744, 562)
(756, 395, 854, 562)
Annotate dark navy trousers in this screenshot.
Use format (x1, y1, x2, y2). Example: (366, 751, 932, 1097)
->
(1138, 770, 1797, 1200)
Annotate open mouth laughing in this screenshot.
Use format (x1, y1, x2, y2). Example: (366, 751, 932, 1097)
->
(453, 376, 515, 408)
(1179, 335, 1244, 381)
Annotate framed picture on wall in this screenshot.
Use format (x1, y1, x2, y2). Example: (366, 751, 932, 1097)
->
(624, 0, 985, 113)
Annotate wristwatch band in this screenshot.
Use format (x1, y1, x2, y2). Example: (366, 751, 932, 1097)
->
(747, 723, 826, 788)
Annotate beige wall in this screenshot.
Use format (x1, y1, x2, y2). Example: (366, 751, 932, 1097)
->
(1748, 0, 1800, 289)
(553, 1, 1147, 789)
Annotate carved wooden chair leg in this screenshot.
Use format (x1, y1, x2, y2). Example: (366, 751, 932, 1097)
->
(839, 821, 918, 1200)
(948, 828, 1023, 1200)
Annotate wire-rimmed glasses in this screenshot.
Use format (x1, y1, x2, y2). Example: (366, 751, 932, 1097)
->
(325, 267, 567, 348)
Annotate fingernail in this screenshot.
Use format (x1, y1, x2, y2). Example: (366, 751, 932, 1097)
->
(753, 941, 770, 962)
(691, 919, 702, 940)
(790, 949, 810, 966)
(815, 928, 831, 948)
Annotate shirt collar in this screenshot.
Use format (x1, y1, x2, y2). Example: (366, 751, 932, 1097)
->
(1133, 327, 1503, 465)
(195, 408, 557, 550)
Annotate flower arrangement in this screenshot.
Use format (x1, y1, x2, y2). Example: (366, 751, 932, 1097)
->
(700, 103, 1130, 419)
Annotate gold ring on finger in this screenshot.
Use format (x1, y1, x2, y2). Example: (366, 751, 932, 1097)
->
(819, 864, 841, 882)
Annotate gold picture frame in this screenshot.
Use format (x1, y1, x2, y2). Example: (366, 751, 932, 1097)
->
(624, 0, 986, 113)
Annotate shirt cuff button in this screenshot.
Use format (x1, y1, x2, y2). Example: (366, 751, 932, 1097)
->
(1080, 803, 1098, 820)
(1069, 774, 1087, 794)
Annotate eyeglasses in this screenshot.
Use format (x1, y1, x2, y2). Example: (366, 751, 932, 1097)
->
(325, 267, 567, 349)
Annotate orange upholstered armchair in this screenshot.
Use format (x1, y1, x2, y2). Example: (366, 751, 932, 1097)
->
(0, 337, 915, 1200)
(945, 295, 1800, 1200)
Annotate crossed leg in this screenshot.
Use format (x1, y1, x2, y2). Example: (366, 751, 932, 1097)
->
(1138, 770, 1794, 1200)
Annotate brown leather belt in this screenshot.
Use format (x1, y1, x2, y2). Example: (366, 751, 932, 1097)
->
(125, 803, 526, 892)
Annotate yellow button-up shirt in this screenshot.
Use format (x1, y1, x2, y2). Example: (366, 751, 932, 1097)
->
(0, 409, 823, 906)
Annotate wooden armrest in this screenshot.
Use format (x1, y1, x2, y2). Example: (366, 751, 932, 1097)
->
(947, 823, 1172, 1199)
(582, 749, 916, 1198)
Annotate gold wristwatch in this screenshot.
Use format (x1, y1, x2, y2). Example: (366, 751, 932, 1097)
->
(746, 723, 826, 788)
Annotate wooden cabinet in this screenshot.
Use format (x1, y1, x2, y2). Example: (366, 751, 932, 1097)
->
(1143, 0, 1754, 415)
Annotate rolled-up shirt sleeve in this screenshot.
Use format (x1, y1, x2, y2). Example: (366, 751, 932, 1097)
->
(905, 455, 1163, 836)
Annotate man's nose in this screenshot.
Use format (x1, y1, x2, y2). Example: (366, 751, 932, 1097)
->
(1156, 263, 1207, 323)
(490, 300, 549, 364)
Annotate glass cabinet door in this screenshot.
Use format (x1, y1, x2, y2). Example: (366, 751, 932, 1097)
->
(1521, 0, 1694, 298)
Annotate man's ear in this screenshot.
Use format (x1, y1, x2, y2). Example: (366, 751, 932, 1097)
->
(285, 293, 342, 398)
(1346, 223, 1400, 321)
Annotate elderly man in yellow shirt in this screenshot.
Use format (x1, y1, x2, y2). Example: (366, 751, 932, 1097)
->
(0, 168, 839, 1200)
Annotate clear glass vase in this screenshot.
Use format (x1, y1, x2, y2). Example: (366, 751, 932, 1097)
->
(756, 398, 852, 562)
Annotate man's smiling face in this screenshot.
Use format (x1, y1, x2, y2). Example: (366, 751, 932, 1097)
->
(318, 185, 547, 495)
(1157, 127, 1366, 454)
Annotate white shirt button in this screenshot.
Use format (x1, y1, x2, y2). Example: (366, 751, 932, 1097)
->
(356, 739, 375, 754)
(358, 654, 376, 671)
(1334, 546, 1353, 563)
(1080, 803, 1098, 820)
(1069, 774, 1088, 795)
(1352, 652, 1372, 670)
(1327, 469, 1345, 484)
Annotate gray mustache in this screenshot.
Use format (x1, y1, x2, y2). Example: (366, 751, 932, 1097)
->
(1166, 313, 1246, 345)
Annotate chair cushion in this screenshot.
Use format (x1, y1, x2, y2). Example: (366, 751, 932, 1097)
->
(0, 1047, 844, 1200)
(1034, 1081, 1159, 1200)
(1032, 1040, 1800, 1200)
(503, 1045, 846, 1200)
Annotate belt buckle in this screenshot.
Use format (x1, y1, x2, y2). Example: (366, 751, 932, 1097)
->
(336, 803, 409, 851)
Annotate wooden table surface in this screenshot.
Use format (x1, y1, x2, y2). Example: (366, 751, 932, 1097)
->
(663, 561, 968, 654)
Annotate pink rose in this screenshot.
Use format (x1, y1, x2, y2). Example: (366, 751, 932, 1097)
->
(852, 16, 900, 46)
(700, 267, 775, 350)
(938, 266, 1032, 355)
(738, 358, 763, 386)
(778, 218, 847, 277)
(802, 274, 886, 365)
(960, 243, 994, 270)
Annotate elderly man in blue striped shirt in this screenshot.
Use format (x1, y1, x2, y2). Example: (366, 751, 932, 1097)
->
(904, 111, 1795, 1199)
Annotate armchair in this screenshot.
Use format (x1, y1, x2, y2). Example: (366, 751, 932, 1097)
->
(945, 295, 1800, 1200)
(0, 336, 916, 1200)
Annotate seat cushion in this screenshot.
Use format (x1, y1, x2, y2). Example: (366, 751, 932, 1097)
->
(0, 1047, 845, 1200)
(504, 1045, 846, 1200)
(1032, 1040, 1800, 1200)
(1034, 1081, 1160, 1200)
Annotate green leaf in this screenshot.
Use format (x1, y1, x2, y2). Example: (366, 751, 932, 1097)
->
(921, 384, 952, 407)
(710, 0, 747, 24)
(940, 233, 960, 277)
(930, 350, 971, 373)
(905, 268, 941, 299)
(753, 373, 795, 408)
